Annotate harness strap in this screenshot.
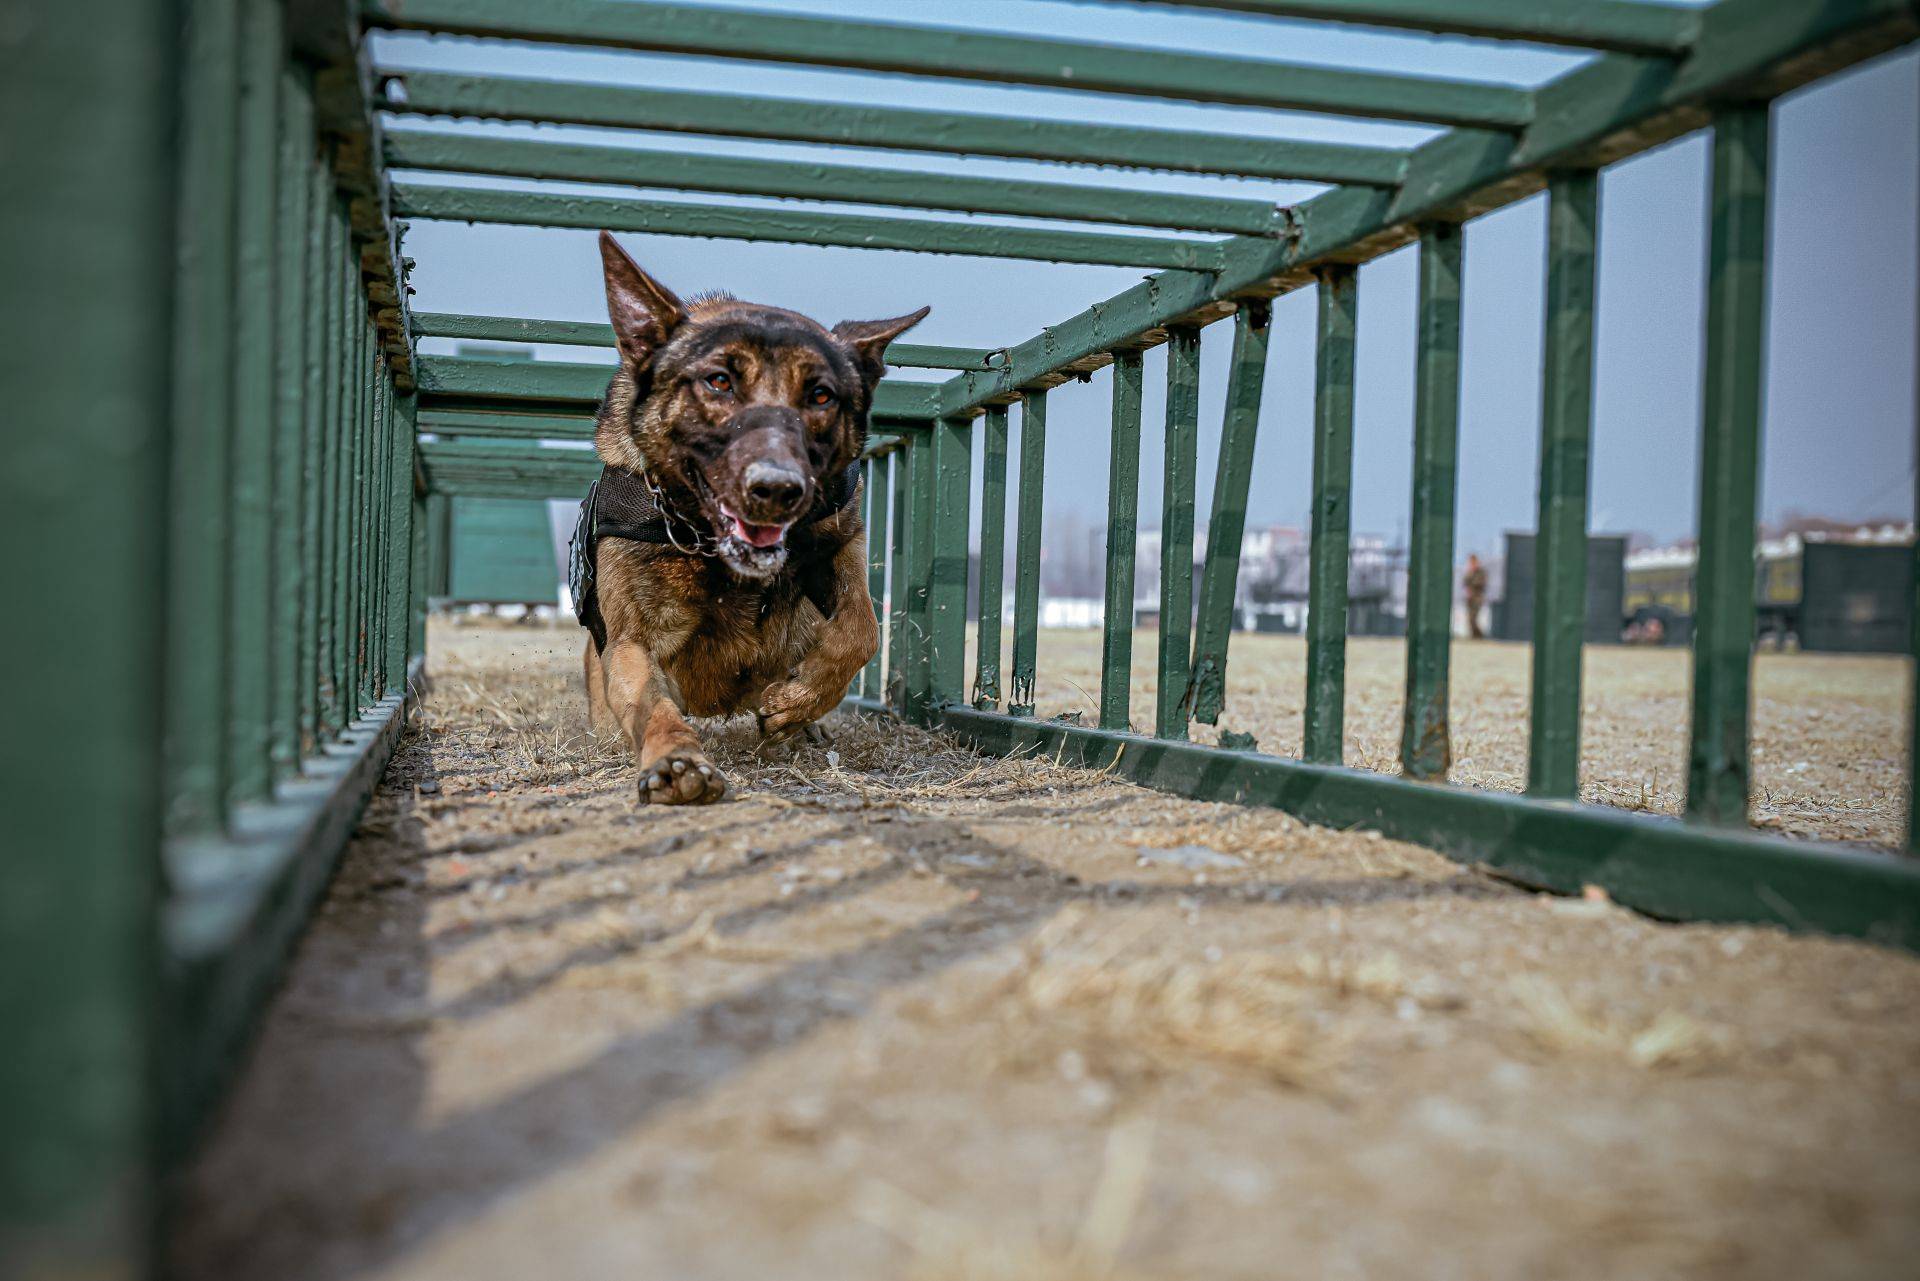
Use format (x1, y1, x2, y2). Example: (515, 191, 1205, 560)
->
(570, 462, 862, 652)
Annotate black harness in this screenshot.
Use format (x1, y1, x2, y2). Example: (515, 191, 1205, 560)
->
(569, 461, 862, 652)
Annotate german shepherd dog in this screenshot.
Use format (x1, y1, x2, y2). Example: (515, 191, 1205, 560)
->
(577, 232, 928, 805)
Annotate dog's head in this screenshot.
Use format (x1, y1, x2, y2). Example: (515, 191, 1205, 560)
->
(593, 231, 929, 580)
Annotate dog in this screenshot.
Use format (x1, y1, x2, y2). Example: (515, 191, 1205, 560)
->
(571, 231, 928, 805)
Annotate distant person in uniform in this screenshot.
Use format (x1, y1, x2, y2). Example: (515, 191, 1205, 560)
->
(1462, 554, 1488, 639)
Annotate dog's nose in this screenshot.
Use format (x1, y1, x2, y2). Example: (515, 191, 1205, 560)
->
(743, 460, 807, 511)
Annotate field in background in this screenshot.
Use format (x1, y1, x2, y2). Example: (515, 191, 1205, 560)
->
(963, 630, 1910, 849)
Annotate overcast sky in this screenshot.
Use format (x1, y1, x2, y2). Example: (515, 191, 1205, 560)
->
(385, 0, 1920, 559)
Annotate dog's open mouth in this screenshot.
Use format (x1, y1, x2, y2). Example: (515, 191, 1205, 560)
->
(715, 503, 793, 577)
(720, 507, 790, 550)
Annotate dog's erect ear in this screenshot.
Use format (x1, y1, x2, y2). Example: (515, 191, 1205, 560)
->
(599, 231, 686, 370)
(832, 306, 931, 385)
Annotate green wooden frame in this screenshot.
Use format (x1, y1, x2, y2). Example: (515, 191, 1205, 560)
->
(11, 1, 1920, 1272)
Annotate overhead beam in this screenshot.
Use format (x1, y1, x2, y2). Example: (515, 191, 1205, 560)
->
(379, 70, 1410, 186)
(362, 0, 1535, 129)
(393, 182, 1227, 271)
(1101, 0, 1700, 55)
(385, 129, 1291, 236)
(415, 354, 944, 420)
(410, 311, 1007, 371)
(935, 0, 1920, 416)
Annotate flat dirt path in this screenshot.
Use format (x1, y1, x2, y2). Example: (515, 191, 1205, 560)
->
(173, 625, 1920, 1281)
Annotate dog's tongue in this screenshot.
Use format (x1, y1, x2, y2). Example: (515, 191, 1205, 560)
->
(730, 514, 787, 549)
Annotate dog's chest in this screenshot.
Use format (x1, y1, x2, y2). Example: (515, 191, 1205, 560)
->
(661, 584, 814, 715)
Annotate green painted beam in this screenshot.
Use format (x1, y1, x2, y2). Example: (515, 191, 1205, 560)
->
(933, 0, 1920, 420)
(410, 311, 1007, 372)
(1009, 393, 1048, 717)
(1400, 223, 1464, 782)
(381, 70, 1410, 186)
(417, 408, 597, 441)
(394, 182, 1226, 271)
(414, 354, 941, 419)
(1688, 105, 1770, 827)
(1100, 352, 1145, 733)
(387, 130, 1292, 237)
(1527, 170, 1600, 799)
(929, 705, 1920, 952)
(1102, 0, 1700, 54)
(2, 0, 176, 1266)
(1157, 328, 1203, 741)
(365, 0, 1534, 128)
(974, 406, 1011, 710)
(1188, 304, 1269, 725)
(1303, 265, 1357, 765)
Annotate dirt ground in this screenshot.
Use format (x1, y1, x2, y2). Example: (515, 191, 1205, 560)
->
(172, 623, 1920, 1281)
(995, 628, 1910, 847)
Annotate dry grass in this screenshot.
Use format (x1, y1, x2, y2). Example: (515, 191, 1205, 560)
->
(970, 627, 1909, 848)
(980, 909, 1338, 1091)
(857, 1117, 1159, 1281)
(1509, 975, 1725, 1071)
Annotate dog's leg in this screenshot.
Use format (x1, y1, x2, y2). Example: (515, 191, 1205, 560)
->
(583, 637, 615, 732)
(759, 533, 881, 743)
(601, 637, 727, 805)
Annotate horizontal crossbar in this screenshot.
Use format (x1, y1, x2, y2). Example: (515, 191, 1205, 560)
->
(1104, 0, 1700, 54)
(393, 182, 1228, 270)
(934, 0, 1920, 415)
(380, 71, 1410, 185)
(415, 354, 944, 420)
(921, 703, 1920, 949)
(411, 311, 1007, 371)
(417, 408, 597, 440)
(386, 130, 1291, 236)
(363, 0, 1535, 128)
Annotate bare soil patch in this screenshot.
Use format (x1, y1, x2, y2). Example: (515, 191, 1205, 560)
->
(172, 623, 1920, 1281)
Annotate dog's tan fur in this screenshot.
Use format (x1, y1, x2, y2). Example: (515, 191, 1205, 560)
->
(582, 233, 926, 804)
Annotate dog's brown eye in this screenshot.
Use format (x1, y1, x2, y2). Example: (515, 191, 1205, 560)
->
(704, 372, 733, 394)
(808, 386, 836, 408)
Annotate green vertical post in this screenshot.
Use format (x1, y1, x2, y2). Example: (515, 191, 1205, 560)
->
(384, 388, 416, 694)
(1911, 124, 1920, 856)
(369, 362, 393, 701)
(271, 63, 312, 778)
(862, 455, 888, 697)
(226, 0, 280, 806)
(903, 427, 937, 721)
(424, 492, 452, 599)
(1156, 326, 1202, 741)
(1101, 351, 1144, 732)
(1188, 304, 1270, 725)
(318, 204, 348, 732)
(1010, 391, 1048, 716)
(886, 444, 912, 714)
(973, 405, 1010, 709)
(409, 486, 430, 670)
(1528, 170, 1600, 799)
(1400, 222, 1464, 781)
(927, 417, 973, 707)
(356, 334, 379, 707)
(165, 0, 240, 834)
(1, 0, 176, 1268)
(1304, 265, 1358, 765)
(330, 263, 357, 726)
(299, 157, 330, 755)
(1688, 105, 1770, 826)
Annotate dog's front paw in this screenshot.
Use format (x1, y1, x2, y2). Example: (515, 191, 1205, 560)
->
(638, 747, 728, 805)
(758, 678, 840, 745)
